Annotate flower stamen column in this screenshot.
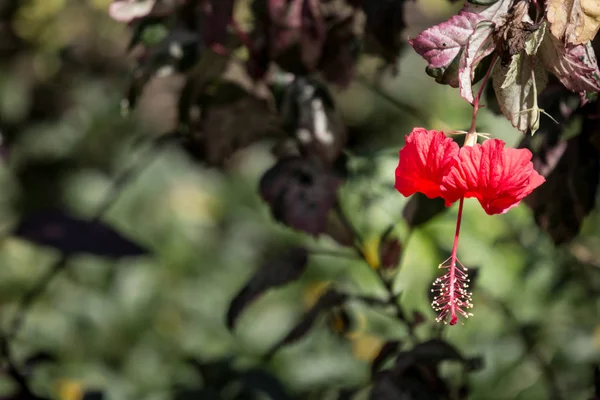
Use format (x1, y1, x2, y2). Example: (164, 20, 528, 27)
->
(431, 197, 473, 325)
(431, 130, 477, 325)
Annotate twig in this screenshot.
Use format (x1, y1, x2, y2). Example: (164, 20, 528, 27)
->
(0, 339, 34, 398)
(334, 200, 419, 343)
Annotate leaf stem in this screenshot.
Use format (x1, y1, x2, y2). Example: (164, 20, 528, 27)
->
(466, 54, 498, 145)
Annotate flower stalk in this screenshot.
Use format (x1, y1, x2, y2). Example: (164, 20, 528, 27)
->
(431, 54, 496, 324)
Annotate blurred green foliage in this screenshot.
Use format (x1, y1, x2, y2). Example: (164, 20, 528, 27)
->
(0, 1, 598, 400)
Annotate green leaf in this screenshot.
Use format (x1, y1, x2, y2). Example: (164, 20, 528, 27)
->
(500, 53, 520, 89)
(492, 52, 548, 133)
(426, 50, 462, 87)
(525, 22, 546, 56)
(140, 24, 169, 47)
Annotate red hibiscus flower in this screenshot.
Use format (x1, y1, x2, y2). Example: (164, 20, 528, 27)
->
(395, 128, 545, 326)
(394, 128, 459, 199)
(441, 139, 546, 215)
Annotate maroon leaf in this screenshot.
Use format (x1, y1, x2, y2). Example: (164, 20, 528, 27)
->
(202, 0, 235, 46)
(379, 237, 402, 270)
(369, 373, 407, 400)
(268, 0, 326, 71)
(259, 157, 341, 236)
(407, 339, 464, 364)
(410, 11, 483, 87)
(362, 0, 407, 64)
(13, 209, 149, 258)
(318, 15, 358, 87)
(265, 289, 347, 358)
(376, 224, 402, 271)
(403, 193, 447, 228)
(458, 21, 496, 103)
(538, 34, 600, 98)
(226, 247, 309, 330)
(246, 0, 272, 80)
(370, 338, 478, 400)
(524, 117, 600, 244)
(410, 0, 512, 87)
(371, 340, 402, 377)
(185, 82, 280, 166)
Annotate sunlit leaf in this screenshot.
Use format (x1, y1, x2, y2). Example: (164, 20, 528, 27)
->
(538, 32, 600, 97)
(492, 51, 548, 133)
(410, 0, 513, 87)
(109, 0, 155, 23)
(458, 21, 495, 103)
(546, 0, 600, 45)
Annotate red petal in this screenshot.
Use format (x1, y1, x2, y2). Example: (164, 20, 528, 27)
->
(395, 128, 459, 200)
(441, 139, 545, 215)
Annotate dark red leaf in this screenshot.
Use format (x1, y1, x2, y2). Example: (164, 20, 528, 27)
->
(13, 209, 149, 258)
(202, 0, 235, 46)
(524, 124, 600, 245)
(371, 340, 402, 377)
(267, 0, 326, 72)
(226, 247, 309, 329)
(379, 236, 402, 270)
(318, 15, 359, 87)
(265, 289, 347, 357)
(369, 374, 406, 400)
(259, 157, 341, 236)
(363, 0, 407, 64)
(180, 81, 281, 166)
(403, 193, 447, 228)
(408, 339, 464, 364)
